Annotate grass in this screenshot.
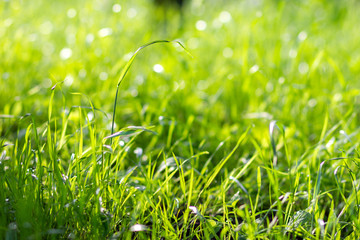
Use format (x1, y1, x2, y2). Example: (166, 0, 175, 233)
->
(1, 0, 360, 239)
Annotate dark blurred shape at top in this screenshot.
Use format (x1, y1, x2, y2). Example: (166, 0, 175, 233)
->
(153, 0, 187, 9)
(151, 0, 189, 37)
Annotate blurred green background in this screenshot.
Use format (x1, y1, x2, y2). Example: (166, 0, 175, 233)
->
(1, 0, 360, 153)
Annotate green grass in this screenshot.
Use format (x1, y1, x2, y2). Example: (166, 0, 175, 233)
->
(1, 0, 360, 239)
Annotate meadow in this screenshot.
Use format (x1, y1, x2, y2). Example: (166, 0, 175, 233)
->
(1, 0, 360, 239)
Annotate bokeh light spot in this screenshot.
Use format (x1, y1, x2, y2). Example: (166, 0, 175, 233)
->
(98, 28, 112, 38)
(153, 64, 164, 73)
(196, 20, 207, 31)
(64, 75, 74, 86)
(60, 48, 72, 60)
(249, 65, 259, 74)
(67, 8, 77, 18)
(219, 11, 232, 23)
(223, 47, 233, 58)
(127, 8, 137, 18)
(112, 4, 122, 13)
(99, 72, 108, 81)
(298, 62, 309, 74)
(298, 31, 308, 41)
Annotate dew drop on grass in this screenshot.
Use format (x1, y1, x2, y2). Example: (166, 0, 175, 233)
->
(70, 153, 75, 162)
(134, 147, 143, 158)
(196, 20, 207, 31)
(130, 224, 148, 232)
(99, 197, 103, 207)
(339, 130, 352, 142)
(325, 137, 335, 149)
(62, 174, 68, 182)
(106, 122, 116, 130)
(112, 4, 121, 13)
(287, 210, 313, 229)
(123, 52, 133, 61)
(68, 233, 76, 239)
(60, 48, 72, 60)
(87, 112, 94, 121)
(318, 219, 325, 234)
(189, 206, 199, 214)
(153, 64, 164, 73)
(159, 116, 164, 122)
(173, 198, 180, 211)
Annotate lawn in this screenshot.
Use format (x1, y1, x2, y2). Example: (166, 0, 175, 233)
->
(1, 0, 360, 239)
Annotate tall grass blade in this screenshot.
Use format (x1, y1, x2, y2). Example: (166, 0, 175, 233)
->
(111, 40, 192, 139)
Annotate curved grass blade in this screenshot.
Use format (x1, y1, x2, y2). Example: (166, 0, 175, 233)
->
(104, 126, 157, 140)
(269, 120, 278, 166)
(111, 40, 192, 140)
